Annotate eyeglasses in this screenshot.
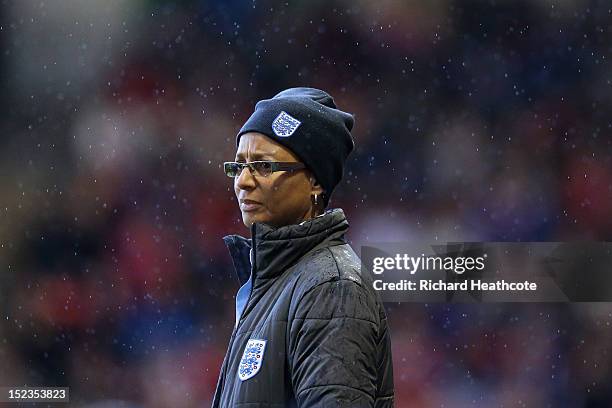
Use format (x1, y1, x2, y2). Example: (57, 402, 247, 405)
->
(223, 161, 306, 178)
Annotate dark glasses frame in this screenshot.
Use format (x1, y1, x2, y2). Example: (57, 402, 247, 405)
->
(223, 161, 306, 178)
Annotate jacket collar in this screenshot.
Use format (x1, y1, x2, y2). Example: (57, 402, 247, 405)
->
(223, 208, 349, 286)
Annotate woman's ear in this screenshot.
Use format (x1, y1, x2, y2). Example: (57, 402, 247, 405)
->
(309, 177, 324, 196)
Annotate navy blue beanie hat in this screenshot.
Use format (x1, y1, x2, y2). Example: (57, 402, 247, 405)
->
(237, 87, 355, 207)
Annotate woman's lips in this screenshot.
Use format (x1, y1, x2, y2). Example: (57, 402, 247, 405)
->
(240, 200, 262, 212)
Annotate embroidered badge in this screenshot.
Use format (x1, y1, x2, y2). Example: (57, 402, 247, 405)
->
(238, 339, 267, 381)
(272, 111, 301, 137)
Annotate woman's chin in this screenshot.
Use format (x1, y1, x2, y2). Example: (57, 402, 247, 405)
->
(242, 212, 269, 228)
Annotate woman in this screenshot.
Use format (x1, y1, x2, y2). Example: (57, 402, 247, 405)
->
(212, 87, 394, 407)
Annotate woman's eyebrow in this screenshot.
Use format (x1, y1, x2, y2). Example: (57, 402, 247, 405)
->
(235, 151, 277, 160)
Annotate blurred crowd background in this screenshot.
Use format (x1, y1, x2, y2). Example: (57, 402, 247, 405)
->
(1, 0, 611, 406)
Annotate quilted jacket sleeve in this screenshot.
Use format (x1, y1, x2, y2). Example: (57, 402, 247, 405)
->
(288, 278, 381, 407)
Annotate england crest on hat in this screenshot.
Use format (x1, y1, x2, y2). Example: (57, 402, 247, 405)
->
(238, 339, 267, 381)
(272, 111, 301, 137)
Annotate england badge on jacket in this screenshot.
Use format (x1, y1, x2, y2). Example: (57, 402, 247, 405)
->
(238, 339, 267, 381)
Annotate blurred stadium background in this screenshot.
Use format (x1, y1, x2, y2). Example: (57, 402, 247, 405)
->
(1, 0, 611, 406)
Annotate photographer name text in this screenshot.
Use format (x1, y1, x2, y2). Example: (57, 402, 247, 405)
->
(373, 279, 537, 292)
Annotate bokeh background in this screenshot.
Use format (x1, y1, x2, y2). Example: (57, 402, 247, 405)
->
(1, 0, 611, 406)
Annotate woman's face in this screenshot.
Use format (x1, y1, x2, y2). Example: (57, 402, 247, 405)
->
(233, 132, 320, 228)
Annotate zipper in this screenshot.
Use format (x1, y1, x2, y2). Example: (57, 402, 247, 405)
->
(212, 316, 239, 406)
(235, 221, 257, 331)
(215, 225, 258, 404)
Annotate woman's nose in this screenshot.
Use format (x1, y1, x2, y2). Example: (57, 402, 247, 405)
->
(235, 164, 256, 190)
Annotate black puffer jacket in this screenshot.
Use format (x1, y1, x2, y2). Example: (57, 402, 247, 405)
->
(212, 209, 394, 407)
